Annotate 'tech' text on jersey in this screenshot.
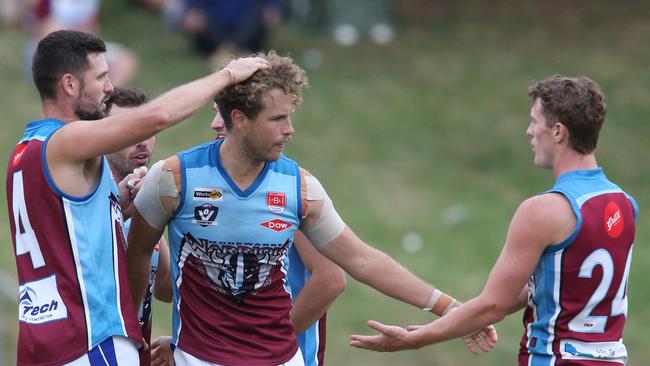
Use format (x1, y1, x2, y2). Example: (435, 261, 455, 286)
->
(169, 139, 303, 365)
(519, 168, 638, 366)
(6, 119, 143, 366)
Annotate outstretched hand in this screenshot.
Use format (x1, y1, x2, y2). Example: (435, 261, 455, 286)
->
(350, 319, 498, 354)
(461, 324, 498, 354)
(405, 322, 498, 354)
(349, 320, 415, 352)
(221, 57, 270, 86)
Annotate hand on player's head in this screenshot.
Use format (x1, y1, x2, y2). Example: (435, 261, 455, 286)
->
(221, 57, 270, 86)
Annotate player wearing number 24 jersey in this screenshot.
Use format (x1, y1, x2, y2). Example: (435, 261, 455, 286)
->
(349, 75, 637, 366)
(519, 167, 636, 365)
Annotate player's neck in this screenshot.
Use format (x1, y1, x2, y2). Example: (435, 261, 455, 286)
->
(552, 150, 598, 178)
(219, 138, 265, 191)
(42, 100, 79, 123)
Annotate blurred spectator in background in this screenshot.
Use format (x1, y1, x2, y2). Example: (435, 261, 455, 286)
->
(0, 0, 21, 27)
(129, 0, 168, 12)
(167, 0, 284, 68)
(23, 0, 139, 86)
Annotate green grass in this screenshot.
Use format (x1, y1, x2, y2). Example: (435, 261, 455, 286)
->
(1, 1, 649, 364)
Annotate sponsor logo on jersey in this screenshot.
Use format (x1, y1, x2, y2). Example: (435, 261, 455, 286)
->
(266, 192, 287, 214)
(18, 275, 68, 324)
(260, 219, 293, 232)
(603, 201, 624, 238)
(193, 203, 219, 227)
(193, 188, 223, 201)
(12, 143, 27, 167)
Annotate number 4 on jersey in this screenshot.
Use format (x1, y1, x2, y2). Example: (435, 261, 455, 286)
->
(13, 171, 45, 268)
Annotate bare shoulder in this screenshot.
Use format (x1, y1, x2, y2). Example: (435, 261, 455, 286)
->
(162, 155, 182, 188)
(162, 155, 180, 171)
(515, 193, 576, 244)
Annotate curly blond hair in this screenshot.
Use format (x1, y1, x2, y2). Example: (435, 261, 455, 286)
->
(215, 51, 308, 130)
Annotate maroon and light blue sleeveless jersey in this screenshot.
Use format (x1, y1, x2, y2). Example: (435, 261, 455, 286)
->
(6, 119, 143, 365)
(519, 168, 637, 366)
(167, 139, 304, 365)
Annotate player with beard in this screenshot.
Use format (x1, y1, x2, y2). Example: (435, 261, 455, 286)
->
(149, 104, 346, 366)
(6, 29, 268, 365)
(127, 51, 496, 366)
(105, 86, 174, 366)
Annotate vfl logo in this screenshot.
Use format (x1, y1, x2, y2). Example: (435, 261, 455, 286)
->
(266, 192, 287, 214)
(18, 276, 67, 324)
(193, 203, 219, 227)
(260, 219, 293, 232)
(193, 188, 223, 201)
(603, 201, 624, 238)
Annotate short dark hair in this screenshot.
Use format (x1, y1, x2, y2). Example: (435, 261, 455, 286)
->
(214, 51, 308, 130)
(105, 87, 149, 114)
(32, 30, 107, 100)
(528, 74, 607, 154)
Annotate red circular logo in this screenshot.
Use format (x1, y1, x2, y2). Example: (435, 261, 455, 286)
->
(603, 201, 624, 238)
(12, 143, 27, 167)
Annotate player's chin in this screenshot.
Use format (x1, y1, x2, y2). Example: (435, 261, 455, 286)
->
(267, 152, 282, 162)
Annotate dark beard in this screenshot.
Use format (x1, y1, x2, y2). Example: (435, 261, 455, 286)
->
(75, 79, 106, 120)
(74, 105, 105, 121)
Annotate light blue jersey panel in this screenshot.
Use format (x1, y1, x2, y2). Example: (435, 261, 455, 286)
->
(288, 245, 322, 366)
(43, 152, 129, 347)
(21, 118, 63, 143)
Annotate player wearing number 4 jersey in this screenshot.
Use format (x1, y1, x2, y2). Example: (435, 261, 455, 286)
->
(6, 29, 269, 365)
(350, 74, 638, 366)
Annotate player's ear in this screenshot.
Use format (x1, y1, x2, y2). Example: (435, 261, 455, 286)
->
(553, 122, 568, 143)
(231, 109, 247, 129)
(60, 73, 79, 98)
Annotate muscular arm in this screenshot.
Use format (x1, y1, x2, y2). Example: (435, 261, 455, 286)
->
(128, 157, 181, 308)
(298, 174, 437, 311)
(154, 236, 173, 303)
(46, 57, 268, 197)
(290, 231, 346, 334)
(127, 210, 166, 310)
(319, 226, 435, 309)
(350, 193, 576, 351)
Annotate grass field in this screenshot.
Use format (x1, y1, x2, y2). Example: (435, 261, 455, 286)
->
(1, 1, 649, 364)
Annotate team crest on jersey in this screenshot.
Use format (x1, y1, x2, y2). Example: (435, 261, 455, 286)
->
(260, 219, 293, 232)
(266, 192, 287, 214)
(180, 233, 292, 304)
(193, 203, 219, 227)
(193, 188, 223, 202)
(604, 201, 624, 238)
(18, 275, 68, 324)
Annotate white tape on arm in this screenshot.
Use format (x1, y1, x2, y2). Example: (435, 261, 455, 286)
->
(422, 289, 442, 312)
(134, 160, 175, 230)
(300, 175, 345, 249)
